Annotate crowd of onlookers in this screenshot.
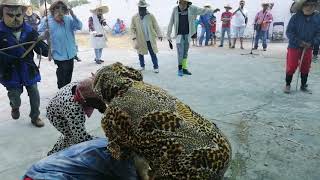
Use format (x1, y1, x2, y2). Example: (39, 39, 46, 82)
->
(191, 0, 275, 51)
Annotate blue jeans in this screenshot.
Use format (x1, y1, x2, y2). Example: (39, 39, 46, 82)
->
(176, 35, 190, 65)
(254, 30, 268, 49)
(139, 41, 159, 69)
(199, 25, 211, 46)
(24, 138, 139, 180)
(94, 48, 103, 61)
(6, 84, 40, 120)
(220, 27, 231, 46)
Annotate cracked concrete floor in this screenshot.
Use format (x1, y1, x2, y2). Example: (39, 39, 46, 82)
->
(0, 40, 319, 180)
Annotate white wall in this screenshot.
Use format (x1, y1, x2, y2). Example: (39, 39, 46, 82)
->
(73, 0, 293, 37)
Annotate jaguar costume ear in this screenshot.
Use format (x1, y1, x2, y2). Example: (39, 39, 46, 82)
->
(93, 70, 134, 103)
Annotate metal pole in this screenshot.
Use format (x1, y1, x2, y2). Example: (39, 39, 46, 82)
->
(44, 0, 52, 61)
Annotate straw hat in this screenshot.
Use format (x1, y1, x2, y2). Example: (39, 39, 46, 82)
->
(0, 0, 30, 7)
(224, 4, 232, 9)
(204, 3, 211, 8)
(179, 0, 191, 2)
(90, 4, 109, 14)
(138, 0, 149, 7)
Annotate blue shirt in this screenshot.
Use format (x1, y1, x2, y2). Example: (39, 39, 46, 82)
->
(24, 138, 139, 180)
(38, 15, 82, 61)
(286, 11, 320, 48)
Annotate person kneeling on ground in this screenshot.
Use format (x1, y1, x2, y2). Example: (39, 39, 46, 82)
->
(46, 76, 106, 155)
(23, 138, 141, 180)
(284, 0, 320, 94)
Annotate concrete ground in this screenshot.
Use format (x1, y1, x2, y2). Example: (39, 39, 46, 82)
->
(0, 38, 319, 180)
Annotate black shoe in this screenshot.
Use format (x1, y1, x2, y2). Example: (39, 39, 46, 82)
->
(218, 45, 223, 47)
(11, 108, 20, 120)
(301, 85, 312, 94)
(252, 47, 258, 50)
(263, 48, 267, 51)
(99, 59, 105, 62)
(183, 69, 192, 75)
(74, 56, 81, 62)
(95, 60, 102, 64)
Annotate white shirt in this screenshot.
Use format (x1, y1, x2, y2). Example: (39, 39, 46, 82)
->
(13, 31, 22, 41)
(232, 8, 248, 27)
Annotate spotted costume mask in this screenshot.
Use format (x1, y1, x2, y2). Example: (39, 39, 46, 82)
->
(2, 6, 25, 29)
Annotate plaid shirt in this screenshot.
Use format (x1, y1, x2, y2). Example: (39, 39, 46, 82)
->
(254, 10, 273, 31)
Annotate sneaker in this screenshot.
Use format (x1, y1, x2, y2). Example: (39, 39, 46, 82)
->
(99, 59, 105, 63)
(178, 70, 183, 77)
(183, 69, 192, 75)
(31, 118, 45, 128)
(153, 68, 159, 73)
(218, 45, 223, 47)
(252, 47, 258, 50)
(300, 85, 312, 94)
(283, 85, 291, 94)
(139, 67, 145, 71)
(230, 46, 235, 49)
(263, 48, 267, 51)
(11, 108, 20, 120)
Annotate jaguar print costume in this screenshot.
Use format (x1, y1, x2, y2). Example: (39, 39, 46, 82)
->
(46, 82, 93, 156)
(93, 62, 232, 180)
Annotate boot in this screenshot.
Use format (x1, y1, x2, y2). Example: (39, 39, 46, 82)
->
(11, 108, 20, 120)
(31, 118, 45, 128)
(300, 84, 312, 94)
(178, 65, 183, 77)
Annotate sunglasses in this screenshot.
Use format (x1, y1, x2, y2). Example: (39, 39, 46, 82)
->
(5, 13, 22, 18)
(53, 5, 68, 11)
(304, 3, 317, 7)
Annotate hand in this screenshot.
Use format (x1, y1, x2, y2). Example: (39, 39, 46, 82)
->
(158, 37, 163, 41)
(300, 41, 311, 48)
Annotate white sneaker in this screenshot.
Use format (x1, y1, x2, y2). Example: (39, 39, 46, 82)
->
(153, 68, 159, 73)
(139, 67, 145, 71)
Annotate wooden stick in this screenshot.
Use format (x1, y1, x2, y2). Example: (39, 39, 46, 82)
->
(0, 41, 36, 51)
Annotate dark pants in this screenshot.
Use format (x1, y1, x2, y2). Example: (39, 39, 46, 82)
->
(139, 41, 159, 69)
(313, 43, 319, 56)
(54, 59, 74, 89)
(6, 84, 40, 120)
